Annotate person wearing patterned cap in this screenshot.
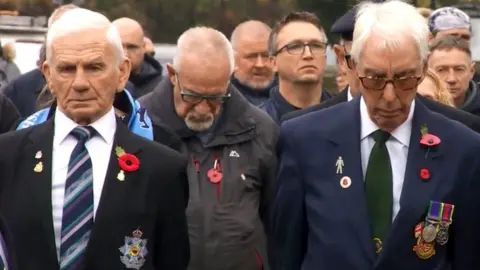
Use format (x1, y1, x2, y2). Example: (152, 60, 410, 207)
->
(428, 7, 471, 46)
(281, 4, 480, 134)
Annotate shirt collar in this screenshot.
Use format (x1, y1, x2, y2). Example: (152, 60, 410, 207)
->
(347, 86, 353, 101)
(360, 97, 414, 147)
(53, 107, 117, 146)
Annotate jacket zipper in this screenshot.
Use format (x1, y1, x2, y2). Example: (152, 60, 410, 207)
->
(254, 249, 264, 270)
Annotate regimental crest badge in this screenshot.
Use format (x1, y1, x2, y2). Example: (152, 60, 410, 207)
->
(119, 228, 148, 269)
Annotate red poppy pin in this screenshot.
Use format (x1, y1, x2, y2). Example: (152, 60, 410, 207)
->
(420, 124, 441, 147)
(115, 146, 140, 181)
(420, 168, 430, 181)
(420, 124, 441, 159)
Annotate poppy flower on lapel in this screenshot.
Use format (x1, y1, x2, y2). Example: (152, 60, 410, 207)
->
(420, 168, 430, 181)
(420, 124, 441, 147)
(116, 146, 140, 172)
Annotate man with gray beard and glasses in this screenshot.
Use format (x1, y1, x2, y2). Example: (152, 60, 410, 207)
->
(139, 26, 278, 270)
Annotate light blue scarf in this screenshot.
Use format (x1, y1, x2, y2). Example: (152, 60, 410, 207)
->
(16, 90, 154, 141)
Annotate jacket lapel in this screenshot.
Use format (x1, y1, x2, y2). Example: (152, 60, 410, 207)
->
(86, 121, 143, 255)
(377, 100, 445, 263)
(326, 97, 375, 264)
(25, 118, 58, 264)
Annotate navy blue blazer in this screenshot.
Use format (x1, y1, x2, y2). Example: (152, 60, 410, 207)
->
(272, 97, 480, 270)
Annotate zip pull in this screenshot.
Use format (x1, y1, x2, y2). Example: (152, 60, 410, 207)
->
(193, 157, 200, 173)
(207, 158, 222, 183)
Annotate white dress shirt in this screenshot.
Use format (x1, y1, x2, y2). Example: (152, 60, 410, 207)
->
(347, 87, 353, 101)
(52, 107, 116, 259)
(360, 97, 414, 221)
(0, 232, 7, 269)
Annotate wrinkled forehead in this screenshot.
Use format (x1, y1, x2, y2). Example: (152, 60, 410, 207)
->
(50, 30, 114, 62)
(358, 38, 423, 76)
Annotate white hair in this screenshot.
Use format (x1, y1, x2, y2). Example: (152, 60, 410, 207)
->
(351, 0, 430, 64)
(46, 8, 124, 65)
(173, 27, 235, 75)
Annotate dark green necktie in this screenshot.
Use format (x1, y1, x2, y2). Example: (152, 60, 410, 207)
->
(365, 129, 393, 253)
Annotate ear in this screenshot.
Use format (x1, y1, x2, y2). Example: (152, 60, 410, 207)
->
(428, 33, 435, 46)
(333, 44, 346, 67)
(270, 56, 278, 73)
(470, 61, 476, 80)
(116, 58, 132, 93)
(166, 63, 177, 86)
(42, 61, 54, 94)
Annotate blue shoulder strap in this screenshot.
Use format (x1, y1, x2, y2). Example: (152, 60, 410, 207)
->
(16, 108, 50, 130)
(16, 90, 155, 141)
(124, 90, 154, 141)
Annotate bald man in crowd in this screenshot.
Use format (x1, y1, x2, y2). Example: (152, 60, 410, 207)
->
(113, 18, 164, 98)
(139, 26, 278, 270)
(231, 20, 276, 106)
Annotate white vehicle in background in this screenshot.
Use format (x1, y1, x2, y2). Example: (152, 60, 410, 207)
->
(154, 43, 176, 76)
(0, 14, 46, 74)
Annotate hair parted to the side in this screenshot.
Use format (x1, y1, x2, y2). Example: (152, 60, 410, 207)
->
(429, 35, 471, 57)
(46, 8, 124, 65)
(268, 11, 327, 56)
(47, 4, 79, 27)
(173, 26, 235, 75)
(351, 0, 429, 64)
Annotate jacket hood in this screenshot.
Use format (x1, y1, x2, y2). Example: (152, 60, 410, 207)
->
(129, 54, 163, 86)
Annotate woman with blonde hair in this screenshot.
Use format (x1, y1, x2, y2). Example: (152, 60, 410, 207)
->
(417, 69, 455, 107)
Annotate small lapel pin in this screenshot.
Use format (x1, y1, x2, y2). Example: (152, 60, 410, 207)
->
(34, 162, 43, 173)
(117, 170, 125, 181)
(240, 173, 246, 181)
(340, 176, 351, 188)
(35, 151, 42, 159)
(336, 156, 344, 174)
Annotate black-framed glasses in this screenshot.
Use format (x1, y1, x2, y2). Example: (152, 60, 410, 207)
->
(358, 76, 422, 91)
(176, 75, 231, 105)
(275, 41, 327, 56)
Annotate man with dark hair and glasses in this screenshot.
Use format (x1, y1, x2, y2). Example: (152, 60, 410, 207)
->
(139, 26, 278, 270)
(260, 11, 331, 124)
(273, 1, 480, 269)
(281, 6, 480, 133)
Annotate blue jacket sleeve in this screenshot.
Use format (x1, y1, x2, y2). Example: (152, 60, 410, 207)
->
(271, 121, 307, 270)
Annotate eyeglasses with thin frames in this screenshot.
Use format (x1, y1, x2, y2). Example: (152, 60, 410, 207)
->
(275, 41, 327, 56)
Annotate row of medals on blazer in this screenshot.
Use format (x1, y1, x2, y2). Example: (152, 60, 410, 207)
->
(335, 156, 453, 260)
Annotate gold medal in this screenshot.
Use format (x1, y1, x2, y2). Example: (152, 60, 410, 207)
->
(413, 237, 436, 259)
(34, 162, 43, 173)
(373, 238, 383, 254)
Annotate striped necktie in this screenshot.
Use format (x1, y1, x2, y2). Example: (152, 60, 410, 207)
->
(59, 126, 96, 270)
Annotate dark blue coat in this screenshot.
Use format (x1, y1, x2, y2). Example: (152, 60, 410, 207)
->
(272, 97, 480, 270)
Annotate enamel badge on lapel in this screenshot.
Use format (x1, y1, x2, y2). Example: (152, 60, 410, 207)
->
(34, 161, 43, 173)
(119, 228, 148, 269)
(340, 176, 351, 188)
(336, 156, 344, 174)
(35, 151, 42, 159)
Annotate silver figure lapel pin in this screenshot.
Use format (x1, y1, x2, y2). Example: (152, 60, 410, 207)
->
(336, 156, 344, 174)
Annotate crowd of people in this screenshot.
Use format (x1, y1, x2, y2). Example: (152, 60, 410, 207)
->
(0, 0, 478, 269)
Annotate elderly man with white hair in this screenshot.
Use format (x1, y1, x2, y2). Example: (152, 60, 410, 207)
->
(273, 1, 480, 269)
(139, 27, 278, 270)
(0, 8, 190, 270)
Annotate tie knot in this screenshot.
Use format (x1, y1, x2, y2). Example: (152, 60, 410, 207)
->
(372, 129, 390, 144)
(71, 126, 96, 142)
